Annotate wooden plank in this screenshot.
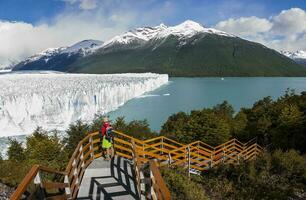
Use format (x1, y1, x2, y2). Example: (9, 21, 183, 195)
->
(144, 136, 163, 143)
(116, 151, 133, 159)
(42, 182, 69, 190)
(82, 142, 92, 152)
(114, 144, 133, 153)
(45, 194, 67, 200)
(114, 137, 132, 146)
(162, 136, 185, 147)
(92, 138, 100, 144)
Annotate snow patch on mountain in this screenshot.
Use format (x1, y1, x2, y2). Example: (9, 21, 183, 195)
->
(102, 24, 168, 47)
(23, 40, 103, 64)
(281, 50, 306, 60)
(0, 72, 168, 136)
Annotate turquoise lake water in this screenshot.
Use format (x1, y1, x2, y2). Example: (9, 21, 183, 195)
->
(109, 77, 306, 131)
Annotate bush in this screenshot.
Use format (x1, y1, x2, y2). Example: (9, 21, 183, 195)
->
(161, 167, 208, 200)
(200, 149, 306, 199)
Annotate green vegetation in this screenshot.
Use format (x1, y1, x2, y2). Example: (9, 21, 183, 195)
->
(0, 91, 305, 199)
(0, 117, 156, 187)
(161, 167, 208, 200)
(69, 34, 306, 76)
(162, 150, 306, 200)
(160, 91, 306, 199)
(161, 90, 306, 153)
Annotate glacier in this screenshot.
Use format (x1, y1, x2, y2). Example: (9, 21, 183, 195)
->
(0, 72, 168, 137)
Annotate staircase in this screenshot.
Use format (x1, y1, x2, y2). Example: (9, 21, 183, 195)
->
(10, 130, 262, 200)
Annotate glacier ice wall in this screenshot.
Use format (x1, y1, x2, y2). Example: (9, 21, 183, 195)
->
(0, 73, 168, 136)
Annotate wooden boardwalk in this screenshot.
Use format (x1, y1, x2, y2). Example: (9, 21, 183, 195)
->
(10, 130, 262, 200)
(77, 156, 139, 200)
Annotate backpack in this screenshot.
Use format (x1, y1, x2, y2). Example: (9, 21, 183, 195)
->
(105, 126, 114, 142)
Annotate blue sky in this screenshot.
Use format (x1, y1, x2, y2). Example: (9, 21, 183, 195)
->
(1, 0, 306, 26)
(0, 0, 306, 67)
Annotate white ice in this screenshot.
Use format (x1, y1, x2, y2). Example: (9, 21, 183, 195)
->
(0, 72, 168, 137)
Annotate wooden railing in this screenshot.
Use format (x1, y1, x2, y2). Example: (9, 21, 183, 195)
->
(149, 160, 171, 200)
(10, 165, 68, 200)
(11, 130, 262, 200)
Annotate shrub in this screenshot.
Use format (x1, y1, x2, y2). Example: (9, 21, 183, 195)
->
(161, 167, 208, 200)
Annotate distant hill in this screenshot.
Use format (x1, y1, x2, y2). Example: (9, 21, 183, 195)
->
(13, 20, 306, 77)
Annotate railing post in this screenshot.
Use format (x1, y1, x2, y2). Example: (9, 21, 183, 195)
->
(187, 145, 191, 177)
(140, 169, 145, 200)
(79, 145, 85, 171)
(64, 174, 71, 199)
(161, 137, 164, 155)
(34, 171, 45, 199)
(197, 142, 200, 160)
(89, 136, 94, 160)
(142, 143, 145, 159)
(168, 152, 172, 166)
(150, 170, 157, 200)
(222, 145, 225, 164)
(72, 158, 79, 188)
(210, 150, 214, 168)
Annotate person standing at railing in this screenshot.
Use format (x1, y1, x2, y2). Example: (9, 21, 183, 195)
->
(100, 117, 114, 160)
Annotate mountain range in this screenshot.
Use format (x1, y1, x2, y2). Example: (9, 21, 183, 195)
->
(12, 20, 306, 76)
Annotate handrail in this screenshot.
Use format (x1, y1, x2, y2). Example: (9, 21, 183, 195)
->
(10, 165, 67, 200)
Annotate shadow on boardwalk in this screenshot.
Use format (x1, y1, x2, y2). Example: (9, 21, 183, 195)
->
(77, 156, 140, 200)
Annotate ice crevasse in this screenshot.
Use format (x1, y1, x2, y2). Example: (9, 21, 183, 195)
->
(0, 73, 168, 136)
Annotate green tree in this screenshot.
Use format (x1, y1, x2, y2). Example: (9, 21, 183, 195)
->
(63, 120, 89, 156)
(161, 109, 231, 145)
(113, 117, 156, 140)
(25, 128, 68, 169)
(213, 100, 234, 120)
(7, 138, 25, 162)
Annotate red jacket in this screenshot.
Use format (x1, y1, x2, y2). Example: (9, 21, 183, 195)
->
(101, 122, 111, 136)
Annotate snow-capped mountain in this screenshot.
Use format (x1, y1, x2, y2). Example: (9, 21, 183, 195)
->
(25, 39, 103, 64)
(102, 20, 234, 48)
(13, 20, 235, 71)
(281, 50, 306, 67)
(13, 40, 103, 71)
(12, 20, 306, 76)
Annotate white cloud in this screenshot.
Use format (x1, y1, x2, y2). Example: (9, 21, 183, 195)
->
(0, 14, 130, 67)
(214, 8, 306, 52)
(62, 0, 96, 10)
(215, 16, 272, 37)
(79, 0, 97, 10)
(271, 8, 306, 36)
(0, 0, 172, 67)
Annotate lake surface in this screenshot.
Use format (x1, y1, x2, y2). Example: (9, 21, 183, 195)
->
(109, 77, 306, 131)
